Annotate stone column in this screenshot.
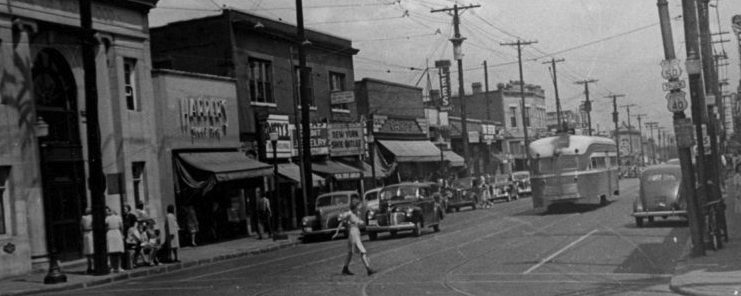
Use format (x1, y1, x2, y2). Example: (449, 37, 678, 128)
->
(11, 18, 47, 269)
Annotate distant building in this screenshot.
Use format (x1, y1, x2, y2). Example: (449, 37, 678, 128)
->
(499, 81, 547, 171)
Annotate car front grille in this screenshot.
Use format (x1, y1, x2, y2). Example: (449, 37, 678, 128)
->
(390, 213, 406, 225)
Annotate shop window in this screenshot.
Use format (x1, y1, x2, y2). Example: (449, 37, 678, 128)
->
(248, 58, 274, 104)
(124, 58, 139, 111)
(329, 72, 349, 112)
(0, 166, 9, 235)
(295, 66, 315, 107)
(509, 107, 517, 127)
(132, 162, 147, 206)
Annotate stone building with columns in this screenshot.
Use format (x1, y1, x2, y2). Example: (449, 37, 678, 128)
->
(0, 0, 159, 279)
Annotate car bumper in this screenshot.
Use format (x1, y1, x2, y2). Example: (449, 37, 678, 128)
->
(301, 227, 342, 236)
(632, 210, 687, 217)
(365, 222, 415, 233)
(448, 200, 475, 207)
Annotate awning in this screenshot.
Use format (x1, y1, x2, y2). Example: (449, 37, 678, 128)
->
(378, 140, 441, 162)
(443, 150, 465, 167)
(175, 151, 273, 197)
(312, 160, 364, 180)
(277, 163, 324, 187)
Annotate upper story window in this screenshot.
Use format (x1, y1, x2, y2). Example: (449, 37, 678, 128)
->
(329, 72, 349, 112)
(132, 162, 147, 206)
(509, 107, 517, 127)
(248, 58, 274, 104)
(295, 66, 315, 107)
(124, 58, 139, 111)
(525, 107, 531, 127)
(0, 166, 9, 235)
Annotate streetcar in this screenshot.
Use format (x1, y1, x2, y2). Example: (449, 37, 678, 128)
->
(529, 134, 620, 210)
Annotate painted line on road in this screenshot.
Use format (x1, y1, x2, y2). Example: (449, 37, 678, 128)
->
(522, 228, 599, 275)
(72, 286, 214, 294)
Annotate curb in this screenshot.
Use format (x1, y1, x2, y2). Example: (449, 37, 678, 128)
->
(1, 239, 299, 296)
(668, 233, 695, 296)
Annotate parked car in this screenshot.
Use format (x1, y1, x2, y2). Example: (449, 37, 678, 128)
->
(366, 183, 443, 240)
(491, 174, 517, 202)
(447, 177, 478, 212)
(511, 171, 532, 196)
(301, 191, 360, 239)
(632, 164, 686, 227)
(364, 187, 383, 213)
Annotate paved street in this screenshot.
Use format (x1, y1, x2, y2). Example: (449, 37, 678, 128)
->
(46, 179, 686, 296)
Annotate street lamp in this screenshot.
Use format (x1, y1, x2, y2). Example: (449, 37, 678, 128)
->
(269, 131, 286, 240)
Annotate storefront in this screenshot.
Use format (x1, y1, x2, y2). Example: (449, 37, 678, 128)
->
(153, 69, 272, 245)
(371, 115, 442, 182)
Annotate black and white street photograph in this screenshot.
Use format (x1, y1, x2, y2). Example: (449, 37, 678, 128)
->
(1, 0, 741, 295)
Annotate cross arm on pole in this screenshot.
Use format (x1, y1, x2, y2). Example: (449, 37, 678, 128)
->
(430, 4, 481, 13)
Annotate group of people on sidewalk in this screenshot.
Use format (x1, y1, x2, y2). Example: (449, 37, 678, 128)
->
(80, 203, 181, 274)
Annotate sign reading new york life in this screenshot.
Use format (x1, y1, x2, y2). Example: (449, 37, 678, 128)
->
(180, 96, 229, 139)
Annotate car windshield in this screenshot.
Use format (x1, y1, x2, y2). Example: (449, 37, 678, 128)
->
(315, 194, 349, 207)
(453, 178, 473, 189)
(365, 191, 378, 202)
(646, 173, 678, 182)
(380, 186, 417, 200)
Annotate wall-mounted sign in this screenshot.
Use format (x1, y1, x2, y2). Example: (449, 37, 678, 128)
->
(468, 131, 480, 143)
(264, 114, 293, 159)
(376, 117, 424, 135)
(435, 60, 452, 111)
(330, 91, 355, 105)
(180, 96, 229, 139)
(329, 123, 364, 156)
(293, 122, 329, 156)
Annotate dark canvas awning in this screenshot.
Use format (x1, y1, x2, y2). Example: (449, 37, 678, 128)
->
(277, 163, 324, 187)
(175, 151, 273, 198)
(443, 150, 465, 167)
(312, 160, 364, 180)
(378, 140, 441, 162)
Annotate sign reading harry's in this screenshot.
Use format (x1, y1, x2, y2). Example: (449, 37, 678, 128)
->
(179, 96, 229, 139)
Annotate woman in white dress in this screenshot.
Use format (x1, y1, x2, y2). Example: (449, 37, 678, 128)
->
(80, 208, 93, 274)
(105, 207, 125, 272)
(333, 198, 375, 276)
(165, 205, 180, 262)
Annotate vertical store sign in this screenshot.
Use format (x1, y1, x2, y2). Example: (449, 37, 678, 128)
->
(265, 114, 293, 159)
(435, 60, 452, 111)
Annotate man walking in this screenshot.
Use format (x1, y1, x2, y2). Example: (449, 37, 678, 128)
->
(256, 188, 272, 240)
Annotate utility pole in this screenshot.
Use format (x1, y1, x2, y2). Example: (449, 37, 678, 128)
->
(681, 0, 710, 256)
(698, 0, 723, 208)
(646, 122, 659, 164)
(295, 0, 314, 210)
(575, 79, 598, 136)
(80, 0, 108, 276)
(543, 58, 565, 132)
(621, 104, 637, 163)
(502, 39, 538, 171)
(484, 60, 491, 121)
(606, 94, 625, 172)
(634, 114, 647, 167)
(432, 3, 480, 175)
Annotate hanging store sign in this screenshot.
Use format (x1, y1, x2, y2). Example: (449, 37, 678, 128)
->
(435, 60, 452, 111)
(330, 91, 355, 105)
(293, 122, 329, 156)
(334, 172, 362, 180)
(180, 96, 229, 139)
(264, 114, 293, 159)
(328, 123, 364, 157)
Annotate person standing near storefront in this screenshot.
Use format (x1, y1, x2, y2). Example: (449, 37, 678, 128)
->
(80, 208, 94, 274)
(121, 205, 138, 270)
(185, 205, 199, 246)
(256, 187, 272, 240)
(165, 205, 180, 262)
(105, 207, 125, 272)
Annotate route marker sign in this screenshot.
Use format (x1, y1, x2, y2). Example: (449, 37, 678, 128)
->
(666, 91, 688, 112)
(662, 80, 686, 91)
(661, 59, 682, 80)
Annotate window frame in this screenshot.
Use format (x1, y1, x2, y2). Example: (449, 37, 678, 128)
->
(248, 58, 275, 105)
(132, 162, 146, 206)
(124, 58, 139, 111)
(509, 107, 517, 127)
(329, 71, 349, 113)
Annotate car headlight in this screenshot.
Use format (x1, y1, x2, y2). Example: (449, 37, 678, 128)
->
(405, 208, 414, 217)
(367, 210, 375, 219)
(635, 201, 643, 211)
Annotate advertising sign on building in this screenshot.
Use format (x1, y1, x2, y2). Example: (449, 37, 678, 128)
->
(468, 131, 480, 143)
(179, 96, 229, 140)
(435, 60, 452, 111)
(328, 123, 364, 156)
(265, 114, 293, 159)
(293, 122, 329, 156)
(330, 91, 355, 105)
(481, 124, 497, 141)
(375, 116, 424, 135)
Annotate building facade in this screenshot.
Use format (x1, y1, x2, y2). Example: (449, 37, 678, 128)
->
(0, 0, 159, 279)
(499, 81, 547, 171)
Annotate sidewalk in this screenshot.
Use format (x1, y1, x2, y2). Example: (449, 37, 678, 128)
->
(670, 183, 741, 296)
(0, 230, 302, 296)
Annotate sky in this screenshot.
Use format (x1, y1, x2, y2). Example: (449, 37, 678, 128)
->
(149, 0, 741, 135)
